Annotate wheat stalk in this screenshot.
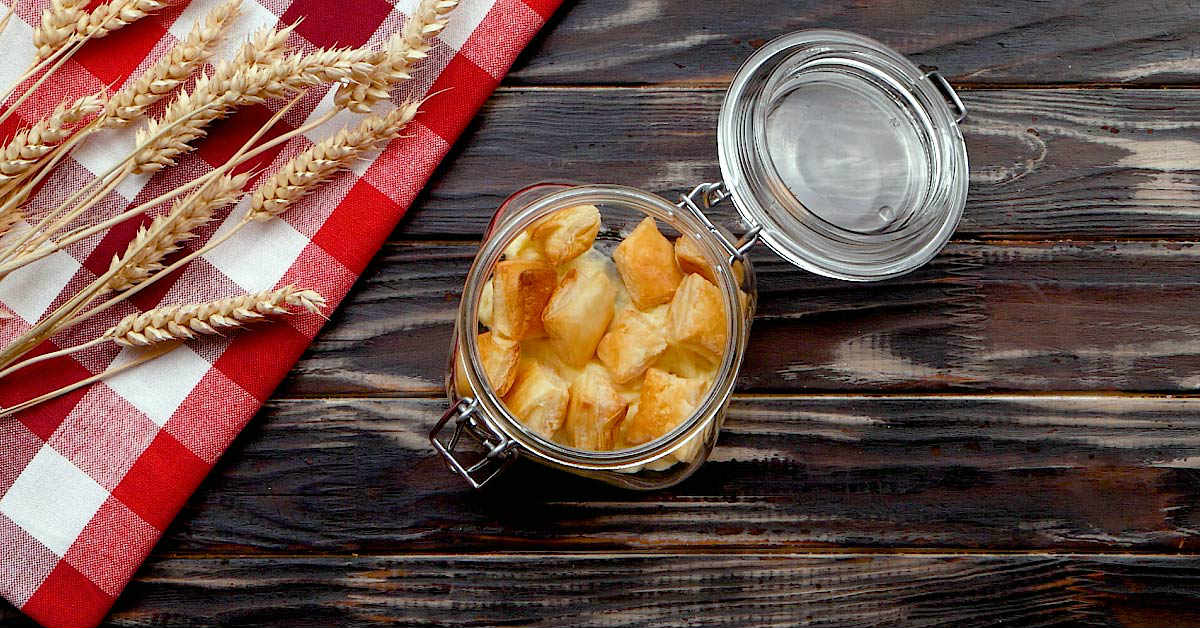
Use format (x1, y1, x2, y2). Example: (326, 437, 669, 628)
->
(104, 0, 242, 126)
(335, 0, 458, 113)
(32, 0, 88, 61)
(75, 0, 172, 41)
(250, 102, 418, 219)
(105, 286, 326, 346)
(0, 94, 104, 183)
(0, 207, 20, 238)
(105, 172, 250, 293)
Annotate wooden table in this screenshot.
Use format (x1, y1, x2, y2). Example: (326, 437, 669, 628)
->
(6, 1, 1200, 625)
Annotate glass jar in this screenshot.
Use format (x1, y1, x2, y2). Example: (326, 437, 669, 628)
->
(431, 30, 969, 489)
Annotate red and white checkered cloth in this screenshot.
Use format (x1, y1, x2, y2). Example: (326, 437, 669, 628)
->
(0, 0, 559, 625)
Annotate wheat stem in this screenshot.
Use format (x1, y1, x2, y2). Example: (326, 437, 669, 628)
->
(0, 336, 104, 381)
(0, 341, 176, 418)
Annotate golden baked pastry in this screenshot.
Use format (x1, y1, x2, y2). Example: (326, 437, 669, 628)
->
(504, 358, 569, 439)
(530, 204, 601, 265)
(542, 267, 617, 366)
(618, 368, 707, 447)
(455, 331, 520, 397)
(596, 306, 668, 384)
(562, 362, 628, 450)
(674, 234, 718, 284)
(478, 279, 494, 329)
(491, 259, 556, 340)
(666, 273, 727, 363)
(612, 217, 683, 310)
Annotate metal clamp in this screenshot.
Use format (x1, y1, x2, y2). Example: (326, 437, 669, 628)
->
(923, 70, 967, 123)
(677, 182, 760, 265)
(429, 398, 517, 489)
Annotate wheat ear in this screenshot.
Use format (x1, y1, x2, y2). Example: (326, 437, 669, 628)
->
(105, 286, 326, 346)
(104, 0, 243, 126)
(0, 94, 104, 183)
(75, 0, 172, 41)
(250, 101, 419, 219)
(32, 0, 88, 61)
(131, 29, 378, 173)
(105, 172, 250, 293)
(336, 0, 458, 113)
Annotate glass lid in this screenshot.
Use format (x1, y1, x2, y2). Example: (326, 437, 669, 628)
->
(717, 30, 969, 281)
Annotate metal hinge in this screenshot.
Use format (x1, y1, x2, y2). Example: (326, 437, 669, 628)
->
(676, 182, 760, 265)
(429, 398, 517, 489)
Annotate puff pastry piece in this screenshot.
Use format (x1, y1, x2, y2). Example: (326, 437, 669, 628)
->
(454, 332, 520, 397)
(504, 359, 569, 439)
(542, 267, 617, 366)
(667, 273, 728, 363)
(618, 368, 707, 447)
(478, 279, 495, 329)
(491, 259, 556, 340)
(674, 234, 718, 284)
(612, 217, 683, 310)
(563, 362, 628, 450)
(530, 204, 602, 265)
(596, 306, 669, 384)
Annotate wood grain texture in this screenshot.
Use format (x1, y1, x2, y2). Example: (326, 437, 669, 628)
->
(149, 396, 1200, 554)
(280, 239, 1200, 396)
(406, 87, 1200, 240)
(1, 554, 1195, 627)
(506, 0, 1200, 86)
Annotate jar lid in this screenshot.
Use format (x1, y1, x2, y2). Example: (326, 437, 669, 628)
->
(717, 30, 969, 281)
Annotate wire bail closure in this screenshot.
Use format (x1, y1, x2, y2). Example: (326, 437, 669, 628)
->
(677, 182, 761, 265)
(430, 397, 517, 489)
(922, 70, 967, 123)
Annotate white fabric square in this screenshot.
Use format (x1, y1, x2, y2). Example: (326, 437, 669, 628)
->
(0, 13, 36, 97)
(437, 0, 494, 51)
(170, 0, 279, 65)
(204, 199, 310, 292)
(0, 446, 108, 557)
(0, 236, 81, 324)
(105, 344, 212, 427)
(70, 125, 141, 186)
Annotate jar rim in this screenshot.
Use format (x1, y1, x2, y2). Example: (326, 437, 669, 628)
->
(717, 29, 969, 281)
(456, 184, 749, 471)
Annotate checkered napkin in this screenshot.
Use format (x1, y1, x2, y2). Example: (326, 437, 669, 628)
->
(0, 0, 559, 625)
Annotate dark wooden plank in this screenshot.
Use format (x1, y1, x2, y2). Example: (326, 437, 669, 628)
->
(152, 396, 1200, 554)
(506, 0, 1200, 86)
(281, 239, 1200, 396)
(4, 553, 1197, 627)
(406, 88, 1200, 240)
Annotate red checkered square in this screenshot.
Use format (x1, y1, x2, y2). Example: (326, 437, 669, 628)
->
(63, 498, 157, 597)
(211, 313, 310, 401)
(0, 1, 559, 625)
(421, 54, 497, 143)
(0, 344, 92, 441)
(282, 0, 392, 48)
(21, 561, 111, 628)
(110, 431, 210, 531)
(310, 179, 398, 274)
(73, 16, 168, 87)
